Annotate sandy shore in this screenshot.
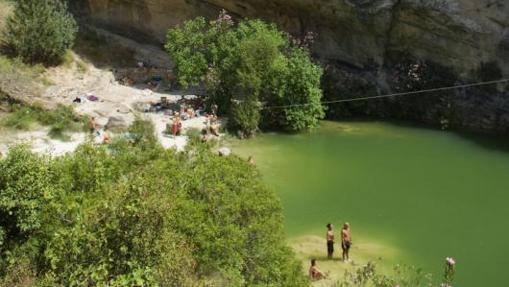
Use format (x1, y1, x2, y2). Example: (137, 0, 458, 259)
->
(290, 235, 400, 286)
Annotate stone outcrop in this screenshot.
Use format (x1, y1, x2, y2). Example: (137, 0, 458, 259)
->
(85, 0, 508, 76)
(82, 0, 509, 134)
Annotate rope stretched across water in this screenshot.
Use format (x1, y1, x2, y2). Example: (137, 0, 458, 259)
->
(263, 78, 509, 109)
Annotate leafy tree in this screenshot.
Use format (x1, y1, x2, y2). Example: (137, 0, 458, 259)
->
(229, 95, 262, 137)
(3, 0, 78, 64)
(166, 13, 325, 136)
(164, 17, 210, 88)
(0, 120, 309, 286)
(262, 49, 325, 131)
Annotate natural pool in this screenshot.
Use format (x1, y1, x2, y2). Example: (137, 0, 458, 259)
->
(229, 121, 509, 286)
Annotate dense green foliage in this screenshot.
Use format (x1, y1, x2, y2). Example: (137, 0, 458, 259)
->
(0, 119, 308, 286)
(2, 0, 77, 64)
(166, 13, 324, 136)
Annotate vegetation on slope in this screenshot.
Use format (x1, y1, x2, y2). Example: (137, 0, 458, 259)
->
(0, 103, 86, 138)
(2, 0, 77, 65)
(0, 119, 308, 286)
(0, 0, 54, 104)
(166, 12, 325, 137)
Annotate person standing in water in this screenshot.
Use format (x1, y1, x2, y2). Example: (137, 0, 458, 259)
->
(326, 223, 334, 259)
(341, 222, 352, 262)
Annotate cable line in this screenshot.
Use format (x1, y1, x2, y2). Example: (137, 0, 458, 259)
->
(263, 78, 509, 109)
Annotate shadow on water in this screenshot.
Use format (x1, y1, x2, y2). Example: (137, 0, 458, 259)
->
(454, 130, 509, 153)
(339, 117, 509, 153)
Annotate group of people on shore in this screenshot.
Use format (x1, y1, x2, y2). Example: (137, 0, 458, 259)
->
(309, 222, 352, 281)
(169, 103, 220, 138)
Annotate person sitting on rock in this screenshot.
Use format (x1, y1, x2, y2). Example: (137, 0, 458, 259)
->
(309, 259, 326, 281)
(187, 107, 195, 119)
(88, 116, 98, 134)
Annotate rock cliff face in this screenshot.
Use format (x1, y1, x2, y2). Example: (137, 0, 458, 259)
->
(85, 0, 508, 75)
(83, 0, 509, 133)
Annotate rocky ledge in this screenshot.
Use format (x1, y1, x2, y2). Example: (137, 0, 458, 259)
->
(82, 0, 509, 134)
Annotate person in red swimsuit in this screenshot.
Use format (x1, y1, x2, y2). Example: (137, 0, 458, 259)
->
(172, 113, 182, 136)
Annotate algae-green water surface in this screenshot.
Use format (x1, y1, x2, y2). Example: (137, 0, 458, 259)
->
(230, 121, 509, 286)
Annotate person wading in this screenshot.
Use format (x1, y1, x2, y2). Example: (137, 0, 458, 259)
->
(341, 222, 352, 262)
(326, 223, 334, 259)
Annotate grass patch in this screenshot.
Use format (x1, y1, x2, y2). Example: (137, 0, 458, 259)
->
(0, 54, 50, 86)
(0, 54, 45, 76)
(61, 50, 89, 74)
(1, 103, 86, 139)
(76, 58, 88, 73)
(61, 50, 74, 67)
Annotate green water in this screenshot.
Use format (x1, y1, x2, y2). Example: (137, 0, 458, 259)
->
(230, 121, 509, 286)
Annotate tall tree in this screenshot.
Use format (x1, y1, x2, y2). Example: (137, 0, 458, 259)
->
(3, 0, 77, 64)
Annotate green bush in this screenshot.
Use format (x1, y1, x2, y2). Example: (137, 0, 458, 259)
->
(0, 146, 53, 248)
(166, 13, 324, 136)
(335, 262, 435, 287)
(229, 96, 262, 137)
(0, 120, 308, 286)
(0, 257, 36, 287)
(2, 0, 77, 64)
(262, 49, 325, 131)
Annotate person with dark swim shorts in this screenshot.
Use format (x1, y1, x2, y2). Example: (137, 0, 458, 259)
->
(341, 222, 352, 262)
(326, 223, 334, 259)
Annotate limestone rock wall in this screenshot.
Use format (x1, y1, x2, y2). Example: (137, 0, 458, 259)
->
(83, 0, 509, 134)
(85, 0, 509, 76)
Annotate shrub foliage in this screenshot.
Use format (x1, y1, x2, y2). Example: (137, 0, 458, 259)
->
(3, 0, 77, 64)
(0, 103, 85, 138)
(0, 119, 308, 286)
(166, 12, 325, 136)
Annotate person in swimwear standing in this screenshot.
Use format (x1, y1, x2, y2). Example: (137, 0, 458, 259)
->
(326, 223, 334, 259)
(341, 222, 352, 262)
